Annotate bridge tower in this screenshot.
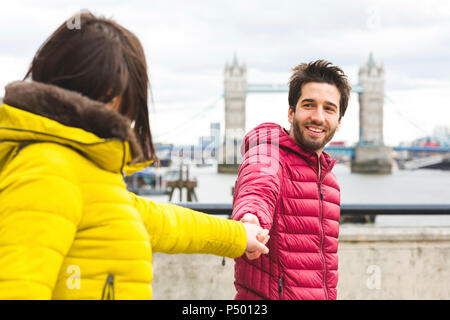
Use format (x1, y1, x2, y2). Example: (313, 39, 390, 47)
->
(224, 54, 247, 136)
(218, 54, 247, 173)
(351, 53, 392, 174)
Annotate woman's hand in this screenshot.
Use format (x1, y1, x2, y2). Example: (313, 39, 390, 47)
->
(241, 213, 270, 260)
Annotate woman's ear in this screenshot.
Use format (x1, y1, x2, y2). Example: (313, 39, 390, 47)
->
(107, 96, 121, 112)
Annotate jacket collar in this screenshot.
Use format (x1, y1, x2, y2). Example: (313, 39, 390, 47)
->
(242, 122, 337, 174)
(1, 81, 149, 174)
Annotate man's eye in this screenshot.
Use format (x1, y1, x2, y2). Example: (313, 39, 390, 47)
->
(303, 104, 312, 108)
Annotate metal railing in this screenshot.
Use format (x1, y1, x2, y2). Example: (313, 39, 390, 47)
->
(178, 203, 450, 222)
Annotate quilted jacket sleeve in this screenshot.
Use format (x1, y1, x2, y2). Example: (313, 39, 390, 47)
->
(0, 143, 83, 299)
(133, 195, 247, 258)
(232, 144, 282, 230)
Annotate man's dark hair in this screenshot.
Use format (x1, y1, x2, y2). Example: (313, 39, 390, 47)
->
(288, 60, 351, 119)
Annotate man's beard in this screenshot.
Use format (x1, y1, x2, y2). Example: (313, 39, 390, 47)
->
(291, 119, 337, 152)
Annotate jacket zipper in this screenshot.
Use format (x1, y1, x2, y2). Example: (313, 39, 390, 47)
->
(317, 161, 329, 300)
(101, 274, 115, 300)
(278, 276, 283, 300)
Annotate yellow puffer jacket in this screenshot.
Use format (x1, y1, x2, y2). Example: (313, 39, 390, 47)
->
(0, 81, 246, 300)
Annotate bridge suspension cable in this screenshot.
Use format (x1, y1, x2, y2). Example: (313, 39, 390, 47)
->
(384, 94, 428, 135)
(154, 94, 224, 140)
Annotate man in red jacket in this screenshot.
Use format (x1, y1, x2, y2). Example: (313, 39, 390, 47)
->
(232, 60, 351, 300)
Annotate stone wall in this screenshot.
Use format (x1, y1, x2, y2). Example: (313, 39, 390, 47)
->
(337, 225, 450, 299)
(151, 225, 450, 300)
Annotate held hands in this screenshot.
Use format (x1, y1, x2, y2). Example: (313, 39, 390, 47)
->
(241, 213, 270, 260)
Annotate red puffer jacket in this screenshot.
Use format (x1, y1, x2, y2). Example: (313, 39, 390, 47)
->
(232, 122, 340, 300)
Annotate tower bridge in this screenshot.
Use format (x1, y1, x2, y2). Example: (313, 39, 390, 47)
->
(221, 53, 393, 174)
(154, 54, 448, 173)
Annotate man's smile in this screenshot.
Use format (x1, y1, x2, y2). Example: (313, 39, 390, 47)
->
(304, 125, 327, 137)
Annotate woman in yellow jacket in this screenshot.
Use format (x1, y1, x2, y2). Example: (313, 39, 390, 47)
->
(0, 12, 269, 300)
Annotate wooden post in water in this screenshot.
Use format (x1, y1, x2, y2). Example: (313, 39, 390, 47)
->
(168, 163, 198, 202)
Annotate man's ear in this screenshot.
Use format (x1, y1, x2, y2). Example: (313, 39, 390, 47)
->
(336, 119, 341, 131)
(288, 106, 294, 125)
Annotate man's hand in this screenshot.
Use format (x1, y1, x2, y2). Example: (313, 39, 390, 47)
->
(241, 213, 270, 260)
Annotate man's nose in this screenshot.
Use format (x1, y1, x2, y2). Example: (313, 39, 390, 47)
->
(310, 106, 325, 124)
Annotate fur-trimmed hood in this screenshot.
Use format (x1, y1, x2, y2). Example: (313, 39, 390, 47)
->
(0, 81, 148, 174)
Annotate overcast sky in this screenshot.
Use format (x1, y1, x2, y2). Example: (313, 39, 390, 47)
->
(1, 0, 449, 146)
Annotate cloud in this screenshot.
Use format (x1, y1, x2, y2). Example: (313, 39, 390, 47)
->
(1, 0, 449, 146)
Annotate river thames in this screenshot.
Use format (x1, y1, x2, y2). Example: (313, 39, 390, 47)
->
(142, 162, 450, 227)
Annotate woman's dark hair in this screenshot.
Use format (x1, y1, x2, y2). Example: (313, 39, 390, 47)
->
(288, 60, 351, 120)
(24, 11, 157, 162)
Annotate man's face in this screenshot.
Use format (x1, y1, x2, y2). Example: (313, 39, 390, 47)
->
(288, 82, 341, 155)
